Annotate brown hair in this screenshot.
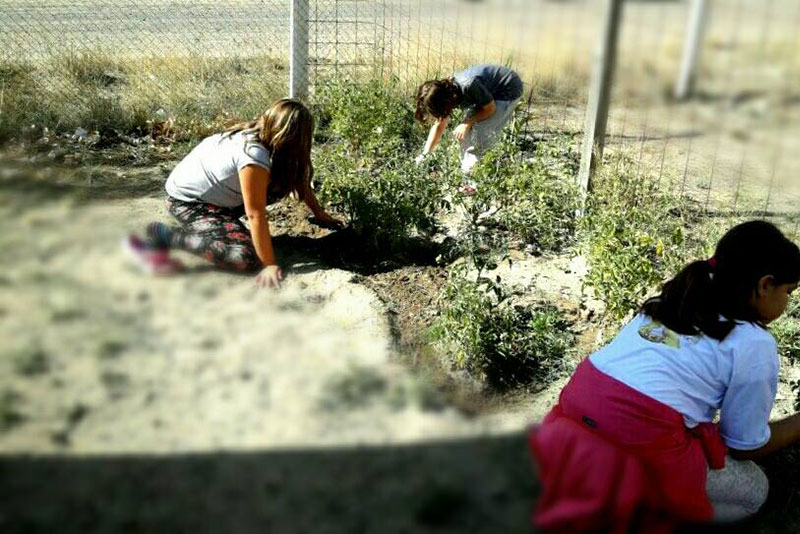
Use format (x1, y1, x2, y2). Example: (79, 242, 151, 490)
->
(414, 79, 461, 122)
(223, 98, 314, 201)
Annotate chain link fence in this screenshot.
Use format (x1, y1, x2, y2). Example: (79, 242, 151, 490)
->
(377, 0, 799, 235)
(1, 0, 798, 232)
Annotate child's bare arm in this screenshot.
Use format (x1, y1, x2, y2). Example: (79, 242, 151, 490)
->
(240, 165, 277, 267)
(302, 179, 343, 228)
(466, 100, 497, 126)
(422, 117, 450, 155)
(729, 413, 800, 460)
(454, 101, 497, 142)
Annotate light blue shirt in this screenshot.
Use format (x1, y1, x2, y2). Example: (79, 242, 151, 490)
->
(590, 314, 779, 451)
(166, 132, 272, 208)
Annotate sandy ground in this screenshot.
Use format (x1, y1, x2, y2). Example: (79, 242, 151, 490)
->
(1, 149, 799, 532)
(0, 152, 556, 532)
(0, 157, 561, 457)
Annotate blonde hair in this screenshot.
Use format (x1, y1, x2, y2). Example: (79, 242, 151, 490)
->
(224, 98, 314, 201)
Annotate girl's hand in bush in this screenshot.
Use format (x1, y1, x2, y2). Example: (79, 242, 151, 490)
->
(414, 153, 427, 164)
(453, 123, 472, 142)
(310, 212, 345, 230)
(256, 265, 283, 289)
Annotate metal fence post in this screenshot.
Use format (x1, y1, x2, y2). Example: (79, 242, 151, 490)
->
(290, 0, 309, 99)
(675, 0, 709, 100)
(577, 0, 624, 197)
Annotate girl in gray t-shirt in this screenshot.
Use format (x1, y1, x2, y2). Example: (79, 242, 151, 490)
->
(123, 99, 342, 288)
(414, 64, 523, 174)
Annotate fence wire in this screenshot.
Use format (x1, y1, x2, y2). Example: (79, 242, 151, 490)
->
(1, 0, 798, 233)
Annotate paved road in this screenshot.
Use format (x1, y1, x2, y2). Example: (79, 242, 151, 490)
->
(0, 1, 381, 59)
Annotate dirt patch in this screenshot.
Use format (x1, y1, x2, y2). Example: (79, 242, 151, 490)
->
(0, 150, 544, 458)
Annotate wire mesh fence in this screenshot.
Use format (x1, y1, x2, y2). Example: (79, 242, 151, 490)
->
(379, 0, 799, 235)
(1, 0, 798, 233)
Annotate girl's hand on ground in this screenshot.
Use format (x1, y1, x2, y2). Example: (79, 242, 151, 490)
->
(414, 153, 427, 164)
(256, 265, 283, 289)
(453, 123, 471, 142)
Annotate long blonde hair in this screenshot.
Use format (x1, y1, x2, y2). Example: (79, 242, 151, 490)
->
(224, 98, 314, 201)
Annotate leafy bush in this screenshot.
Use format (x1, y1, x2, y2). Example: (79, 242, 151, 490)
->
(316, 148, 446, 248)
(773, 299, 800, 363)
(313, 76, 421, 156)
(580, 155, 711, 321)
(431, 262, 573, 390)
(312, 78, 447, 249)
(440, 123, 581, 254)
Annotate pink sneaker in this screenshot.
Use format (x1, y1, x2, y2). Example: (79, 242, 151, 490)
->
(121, 235, 183, 276)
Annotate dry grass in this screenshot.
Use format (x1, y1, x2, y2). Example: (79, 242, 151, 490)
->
(0, 52, 288, 142)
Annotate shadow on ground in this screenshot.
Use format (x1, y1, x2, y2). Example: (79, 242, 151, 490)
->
(273, 231, 441, 276)
(0, 432, 537, 534)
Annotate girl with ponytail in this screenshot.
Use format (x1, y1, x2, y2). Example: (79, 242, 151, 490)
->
(530, 220, 800, 532)
(124, 99, 341, 288)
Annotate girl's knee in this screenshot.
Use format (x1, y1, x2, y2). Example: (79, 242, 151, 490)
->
(226, 245, 261, 273)
(746, 463, 769, 513)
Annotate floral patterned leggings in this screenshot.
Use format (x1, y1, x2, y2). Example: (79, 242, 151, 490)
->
(157, 196, 261, 273)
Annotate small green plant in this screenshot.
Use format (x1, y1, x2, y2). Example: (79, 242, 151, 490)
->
(443, 122, 581, 254)
(431, 262, 573, 390)
(313, 76, 420, 156)
(581, 155, 712, 321)
(316, 147, 447, 249)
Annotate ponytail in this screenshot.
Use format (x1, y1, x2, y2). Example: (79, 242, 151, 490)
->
(642, 220, 800, 341)
(643, 260, 737, 340)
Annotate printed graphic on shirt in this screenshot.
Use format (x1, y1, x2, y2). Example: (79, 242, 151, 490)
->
(638, 320, 680, 348)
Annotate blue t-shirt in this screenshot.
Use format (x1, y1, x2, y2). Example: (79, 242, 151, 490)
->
(590, 314, 779, 451)
(454, 64, 523, 117)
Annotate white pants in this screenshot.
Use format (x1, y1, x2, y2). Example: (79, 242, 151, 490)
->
(706, 456, 769, 522)
(459, 98, 520, 174)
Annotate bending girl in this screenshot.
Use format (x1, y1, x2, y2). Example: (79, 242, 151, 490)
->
(124, 99, 341, 288)
(414, 64, 523, 174)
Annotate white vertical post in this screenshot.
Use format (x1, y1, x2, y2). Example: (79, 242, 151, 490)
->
(675, 0, 709, 100)
(577, 0, 624, 195)
(290, 0, 309, 99)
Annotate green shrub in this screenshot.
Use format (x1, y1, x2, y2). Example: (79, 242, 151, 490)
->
(313, 76, 422, 157)
(316, 147, 446, 248)
(431, 263, 573, 390)
(581, 155, 711, 321)
(442, 123, 581, 254)
(773, 300, 800, 363)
